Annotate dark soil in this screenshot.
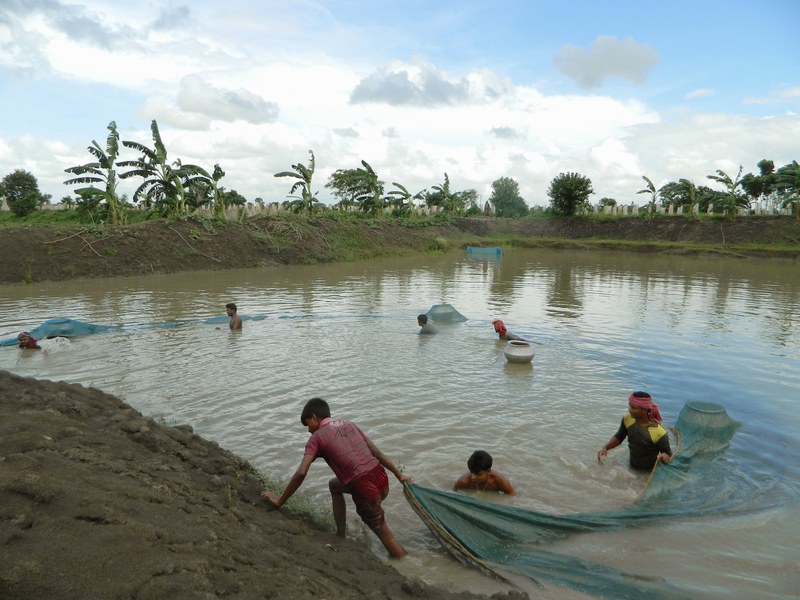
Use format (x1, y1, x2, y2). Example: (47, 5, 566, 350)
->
(1, 215, 798, 285)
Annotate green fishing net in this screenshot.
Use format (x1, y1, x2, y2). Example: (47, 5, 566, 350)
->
(405, 402, 744, 599)
(425, 303, 468, 322)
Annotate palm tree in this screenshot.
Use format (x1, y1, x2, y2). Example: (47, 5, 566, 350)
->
(63, 121, 126, 224)
(707, 166, 747, 218)
(636, 175, 660, 218)
(275, 150, 319, 213)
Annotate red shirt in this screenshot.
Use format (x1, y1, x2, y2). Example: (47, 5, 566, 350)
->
(304, 418, 379, 485)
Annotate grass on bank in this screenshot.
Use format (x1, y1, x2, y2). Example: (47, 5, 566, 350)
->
(508, 236, 800, 256)
(3, 208, 798, 259)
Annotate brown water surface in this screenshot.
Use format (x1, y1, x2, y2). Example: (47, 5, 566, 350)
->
(2, 248, 798, 599)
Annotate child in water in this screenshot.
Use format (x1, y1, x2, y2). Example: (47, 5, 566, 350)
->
(453, 450, 516, 495)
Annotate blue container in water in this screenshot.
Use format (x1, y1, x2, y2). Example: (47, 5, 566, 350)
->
(466, 246, 502, 257)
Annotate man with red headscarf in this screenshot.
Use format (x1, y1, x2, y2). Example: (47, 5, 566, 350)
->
(597, 391, 672, 470)
(492, 319, 525, 341)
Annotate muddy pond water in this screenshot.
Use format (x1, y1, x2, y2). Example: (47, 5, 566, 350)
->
(1, 248, 798, 599)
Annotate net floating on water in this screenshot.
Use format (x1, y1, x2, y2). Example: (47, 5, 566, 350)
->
(0, 318, 119, 347)
(425, 303, 468, 322)
(673, 401, 741, 458)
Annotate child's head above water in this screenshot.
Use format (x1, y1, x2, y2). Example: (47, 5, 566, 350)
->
(467, 450, 493, 474)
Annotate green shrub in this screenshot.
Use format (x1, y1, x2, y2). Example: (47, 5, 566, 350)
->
(9, 192, 41, 217)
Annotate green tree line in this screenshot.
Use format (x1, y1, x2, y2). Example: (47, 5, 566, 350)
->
(2, 119, 799, 222)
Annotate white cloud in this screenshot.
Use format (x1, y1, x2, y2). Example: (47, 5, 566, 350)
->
(350, 57, 511, 106)
(685, 88, 716, 99)
(744, 86, 800, 105)
(490, 127, 525, 140)
(590, 138, 641, 176)
(176, 75, 279, 125)
(332, 128, 359, 138)
(554, 36, 658, 89)
(781, 87, 800, 99)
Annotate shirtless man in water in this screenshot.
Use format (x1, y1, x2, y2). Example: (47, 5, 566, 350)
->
(226, 303, 242, 331)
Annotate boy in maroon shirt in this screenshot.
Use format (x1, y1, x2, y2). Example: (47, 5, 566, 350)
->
(261, 397, 411, 557)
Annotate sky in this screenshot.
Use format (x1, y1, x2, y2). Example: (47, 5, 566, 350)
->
(1, 0, 799, 208)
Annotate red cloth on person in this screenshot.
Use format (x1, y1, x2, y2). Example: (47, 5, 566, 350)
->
(628, 392, 663, 424)
(304, 418, 380, 485)
(492, 320, 507, 337)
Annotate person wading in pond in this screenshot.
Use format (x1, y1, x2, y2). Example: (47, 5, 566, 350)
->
(17, 332, 41, 350)
(261, 397, 412, 558)
(453, 450, 516, 495)
(16, 332, 72, 350)
(597, 391, 672, 470)
(492, 319, 525, 341)
(226, 303, 242, 331)
(417, 314, 438, 335)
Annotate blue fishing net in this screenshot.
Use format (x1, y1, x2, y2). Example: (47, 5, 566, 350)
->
(1, 315, 270, 347)
(405, 402, 747, 599)
(0, 318, 119, 347)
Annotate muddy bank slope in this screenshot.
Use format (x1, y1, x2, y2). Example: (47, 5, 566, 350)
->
(1, 215, 798, 285)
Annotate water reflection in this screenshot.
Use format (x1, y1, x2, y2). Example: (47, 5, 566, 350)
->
(1, 248, 799, 599)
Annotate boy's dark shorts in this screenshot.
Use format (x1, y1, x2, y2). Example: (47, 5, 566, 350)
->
(350, 465, 389, 530)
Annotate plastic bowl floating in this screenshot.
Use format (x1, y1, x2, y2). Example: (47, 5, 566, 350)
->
(504, 340, 534, 363)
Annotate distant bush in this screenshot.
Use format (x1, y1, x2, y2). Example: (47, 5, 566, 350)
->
(1, 169, 42, 217)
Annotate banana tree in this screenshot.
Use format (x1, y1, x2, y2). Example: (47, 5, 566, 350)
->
(119, 120, 205, 217)
(181, 163, 228, 216)
(208, 164, 227, 219)
(707, 166, 747, 218)
(673, 179, 700, 215)
(275, 150, 319, 213)
(636, 175, 660, 218)
(387, 182, 426, 214)
(353, 160, 385, 215)
(430, 173, 464, 214)
(63, 121, 126, 224)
